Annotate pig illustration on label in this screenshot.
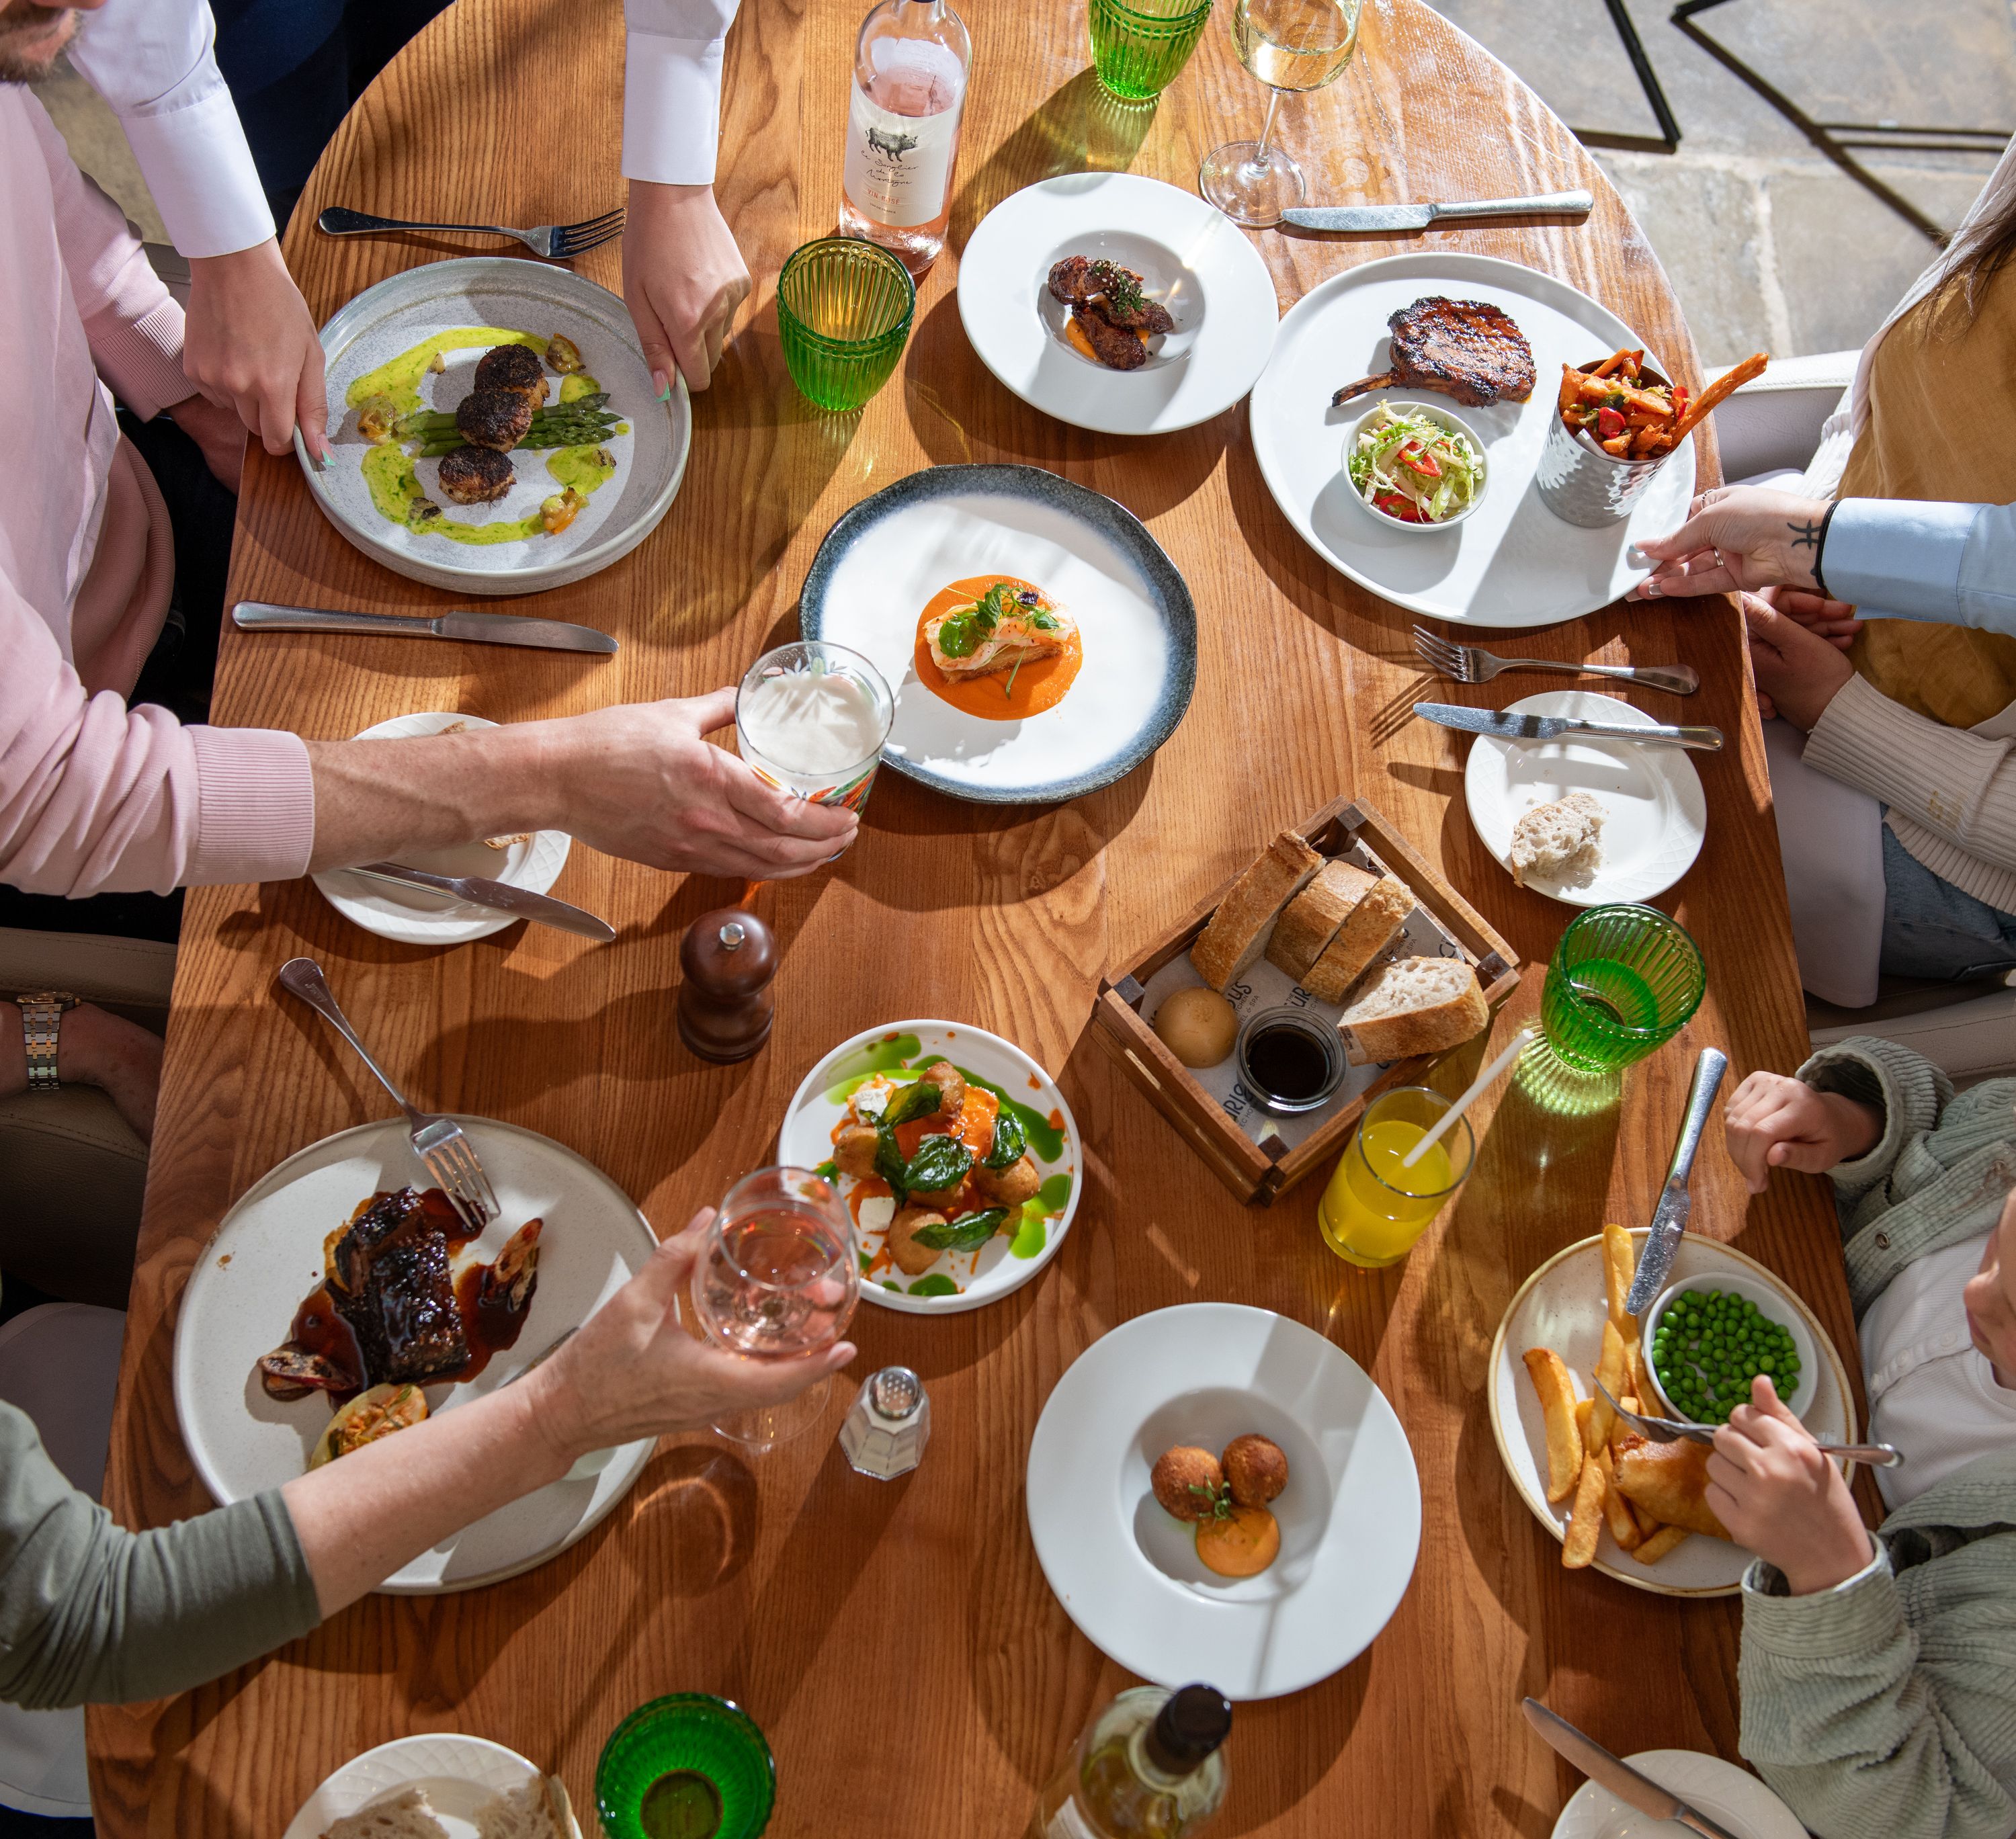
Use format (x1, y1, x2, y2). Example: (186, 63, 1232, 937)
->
(866, 126, 921, 162)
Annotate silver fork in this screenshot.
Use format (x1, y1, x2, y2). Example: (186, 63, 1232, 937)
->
(277, 957, 499, 1231)
(1595, 1381, 1901, 1467)
(316, 204, 625, 260)
(1413, 625, 1700, 695)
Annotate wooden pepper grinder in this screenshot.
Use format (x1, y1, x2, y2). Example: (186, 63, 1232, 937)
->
(677, 907, 778, 1062)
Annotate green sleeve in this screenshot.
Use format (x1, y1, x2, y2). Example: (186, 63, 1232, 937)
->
(1739, 1542, 2016, 1839)
(0, 1402, 321, 1709)
(1798, 1038, 2016, 1205)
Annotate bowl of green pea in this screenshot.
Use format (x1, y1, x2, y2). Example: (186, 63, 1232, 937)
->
(1642, 1272, 1818, 1426)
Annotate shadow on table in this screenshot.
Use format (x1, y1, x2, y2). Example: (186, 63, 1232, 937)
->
(949, 68, 1161, 254)
(899, 292, 1236, 523)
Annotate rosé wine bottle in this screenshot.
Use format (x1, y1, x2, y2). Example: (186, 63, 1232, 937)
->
(837, 0, 972, 273)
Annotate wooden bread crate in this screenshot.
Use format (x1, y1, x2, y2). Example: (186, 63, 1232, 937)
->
(1091, 796, 1521, 1205)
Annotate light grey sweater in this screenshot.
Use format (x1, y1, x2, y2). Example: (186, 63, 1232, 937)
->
(1737, 1035, 2016, 1839)
(0, 1398, 319, 1709)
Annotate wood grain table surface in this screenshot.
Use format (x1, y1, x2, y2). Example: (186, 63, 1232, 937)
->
(90, 0, 1857, 1832)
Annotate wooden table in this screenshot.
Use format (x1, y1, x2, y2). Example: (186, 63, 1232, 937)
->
(92, 1, 1857, 1832)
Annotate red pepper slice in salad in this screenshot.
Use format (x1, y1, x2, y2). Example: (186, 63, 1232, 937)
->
(1374, 490, 1423, 523)
(1595, 406, 1627, 440)
(1396, 440, 1443, 480)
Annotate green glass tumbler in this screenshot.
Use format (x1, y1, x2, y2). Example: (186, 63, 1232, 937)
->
(595, 1695, 776, 1839)
(1089, 0, 1214, 100)
(1538, 904, 1706, 1074)
(776, 237, 915, 413)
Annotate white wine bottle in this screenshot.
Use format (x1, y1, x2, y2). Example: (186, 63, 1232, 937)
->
(1030, 1684, 1231, 1839)
(837, 0, 971, 272)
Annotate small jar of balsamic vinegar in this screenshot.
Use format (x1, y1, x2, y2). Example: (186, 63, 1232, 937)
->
(1233, 1008, 1346, 1115)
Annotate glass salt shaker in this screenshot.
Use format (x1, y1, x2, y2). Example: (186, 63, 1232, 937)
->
(840, 1365, 929, 1478)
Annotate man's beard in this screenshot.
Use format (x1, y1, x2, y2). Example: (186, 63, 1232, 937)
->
(0, 5, 80, 84)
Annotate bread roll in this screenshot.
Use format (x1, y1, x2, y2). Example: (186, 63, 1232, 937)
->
(1300, 872, 1414, 1002)
(323, 1789, 451, 1839)
(1337, 957, 1488, 1065)
(1265, 860, 1377, 980)
(1611, 1435, 1731, 1541)
(1189, 832, 1324, 991)
(474, 1777, 572, 1839)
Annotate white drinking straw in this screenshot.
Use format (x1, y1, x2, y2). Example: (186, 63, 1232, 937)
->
(1400, 1027, 1534, 1168)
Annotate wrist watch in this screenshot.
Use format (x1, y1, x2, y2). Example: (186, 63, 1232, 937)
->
(15, 992, 79, 1093)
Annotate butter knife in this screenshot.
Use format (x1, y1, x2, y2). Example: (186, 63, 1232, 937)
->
(1521, 1700, 1742, 1839)
(1414, 702, 1724, 753)
(1624, 1047, 1730, 1315)
(1284, 189, 1594, 232)
(234, 600, 617, 655)
(344, 861, 616, 942)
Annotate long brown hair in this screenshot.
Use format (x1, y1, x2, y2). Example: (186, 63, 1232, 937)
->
(1941, 180, 2016, 314)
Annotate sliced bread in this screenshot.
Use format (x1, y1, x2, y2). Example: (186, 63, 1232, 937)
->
(1300, 872, 1415, 1003)
(1265, 860, 1378, 980)
(1337, 957, 1489, 1066)
(474, 1776, 571, 1839)
(323, 1789, 451, 1839)
(1189, 831, 1325, 991)
(1509, 791, 1605, 887)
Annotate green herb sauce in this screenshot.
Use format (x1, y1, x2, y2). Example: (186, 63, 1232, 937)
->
(345, 325, 544, 417)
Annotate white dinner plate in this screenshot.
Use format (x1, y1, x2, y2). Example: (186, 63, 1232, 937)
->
(1462, 691, 1707, 905)
(1249, 252, 1696, 627)
(1550, 1748, 1806, 1839)
(1026, 1303, 1421, 1699)
(175, 1117, 659, 1594)
(775, 1019, 1079, 1314)
(798, 464, 1196, 804)
(1488, 1230, 1856, 1596)
(302, 255, 690, 596)
(283, 1734, 583, 1839)
(957, 173, 1279, 434)
(312, 710, 571, 945)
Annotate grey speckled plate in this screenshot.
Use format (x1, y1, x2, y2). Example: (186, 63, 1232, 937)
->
(798, 464, 1197, 804)
(297, 257, 690, 596)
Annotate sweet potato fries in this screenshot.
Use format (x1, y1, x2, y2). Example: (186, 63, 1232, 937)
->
(1558, 348, 1767, 460)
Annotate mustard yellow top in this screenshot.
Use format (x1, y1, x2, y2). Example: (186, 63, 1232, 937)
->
(1841, 265, 2016, 728)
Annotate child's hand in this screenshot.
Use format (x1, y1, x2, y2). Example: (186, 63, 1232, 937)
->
(1724, 1071, 1882, 1193)
(1706, 1377, 1872, 1594)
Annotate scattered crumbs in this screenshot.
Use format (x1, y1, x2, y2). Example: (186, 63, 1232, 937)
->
(218, 1253, 232, 1267)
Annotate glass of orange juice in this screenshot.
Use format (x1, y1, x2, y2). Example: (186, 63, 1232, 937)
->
(1317, 1086, 1474, 1267)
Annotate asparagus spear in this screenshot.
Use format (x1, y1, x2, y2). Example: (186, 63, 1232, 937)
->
(415, 423, 620, 458)
(396, 392, 610, 436)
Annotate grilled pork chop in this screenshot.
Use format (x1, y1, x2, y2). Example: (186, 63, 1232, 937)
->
(1333, 296, 1536, 408)
(331, 1187, 470, 1385)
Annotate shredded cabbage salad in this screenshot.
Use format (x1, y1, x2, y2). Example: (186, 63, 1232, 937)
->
(1347, 404, 1484, 525)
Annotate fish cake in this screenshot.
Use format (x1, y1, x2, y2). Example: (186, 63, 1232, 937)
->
(436, 445, 514, 504)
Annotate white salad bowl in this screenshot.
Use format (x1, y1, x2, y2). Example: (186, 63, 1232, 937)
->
(1343, 399, 1489, 535)
(1642, 1270, 1820, 1426)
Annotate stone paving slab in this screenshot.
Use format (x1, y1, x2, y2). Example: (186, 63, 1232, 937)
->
(1423, 0, 2014, 365)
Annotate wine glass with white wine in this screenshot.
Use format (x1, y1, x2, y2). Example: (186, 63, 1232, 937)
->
(1200, 0, 1362, 227)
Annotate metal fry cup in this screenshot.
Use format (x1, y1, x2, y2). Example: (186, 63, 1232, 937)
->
(1535, 357, 1679, 528)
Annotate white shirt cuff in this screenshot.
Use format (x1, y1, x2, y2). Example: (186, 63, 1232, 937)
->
(622, 31, 727, 187)
(118, 78, 274, 258)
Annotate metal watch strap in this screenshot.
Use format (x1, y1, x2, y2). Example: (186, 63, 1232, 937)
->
(15, 992, 77, 1093)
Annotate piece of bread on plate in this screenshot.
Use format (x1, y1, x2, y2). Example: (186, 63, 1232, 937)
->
(1337, 957, 1488, 1065)
(1189, 831, 1325, 990)
(1265, 860, 1378, 980)
(474, 1776, 573, 1839)
(1300, 872, 1415, 1002)
(1611, 1435, 1731, 1541)
(322, 1789, 450, 1839)
(1509, 790, 1605, 887)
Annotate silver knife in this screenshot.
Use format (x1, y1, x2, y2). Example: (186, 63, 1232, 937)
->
(1415, 702, 1724, 753)
(1284, 188, 1594, 232)
(234, 600, 617, 654)
(1624, 1047, 1730, 1315)
(1521, 1699, 1742, 1839)
(341, 861, 616, 941)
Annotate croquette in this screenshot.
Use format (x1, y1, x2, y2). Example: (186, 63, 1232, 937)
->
(436, 445, 514, 505)
(974, 1154, 1040, 1208)
(834, 1124, 881, 1179)
(455, 387, 533, 452)
(1150, 1445, 1226, 1522)
(887, 1205, 946, 1277)
(1222, 1433, 1289, 1508)
(473, 343, 547, 407)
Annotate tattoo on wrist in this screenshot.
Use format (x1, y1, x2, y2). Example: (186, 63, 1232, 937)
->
(1787, 519, 1824, 550)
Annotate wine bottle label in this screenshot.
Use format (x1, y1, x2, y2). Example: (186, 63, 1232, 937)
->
(1044, 1801, 1102, 1839)
(843, 83, 962, 229)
